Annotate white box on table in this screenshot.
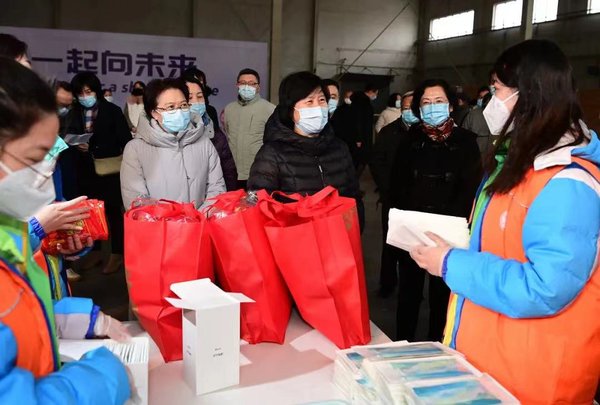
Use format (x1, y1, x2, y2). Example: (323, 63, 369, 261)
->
(165, 278, 254, 396)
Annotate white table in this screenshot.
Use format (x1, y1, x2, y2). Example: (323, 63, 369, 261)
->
(134, 312, 391, 405)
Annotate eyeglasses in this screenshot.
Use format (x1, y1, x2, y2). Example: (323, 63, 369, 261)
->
(1, 149, 54, 189)
(237, 82, 259, 87)
(155, 103, 191, 114)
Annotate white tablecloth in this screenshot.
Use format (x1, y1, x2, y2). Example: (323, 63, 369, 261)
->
(130, 311, 390, 405)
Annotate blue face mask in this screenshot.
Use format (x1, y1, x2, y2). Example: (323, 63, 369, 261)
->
(328, 99, 338, 114)
(190, 102, 207, 117)
(476, 98, 484, 109)
(238, 85, 257, 101)
(401, 109, 420, 126)
(295, 106, 328, 135)
(419, 103, 450, 127)
(161, 109, 191, 133)
(58, 106, 70, 117)
(78, 95, 97, 109)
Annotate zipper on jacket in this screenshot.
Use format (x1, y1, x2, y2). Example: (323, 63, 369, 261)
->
(315, 156, 326, 187)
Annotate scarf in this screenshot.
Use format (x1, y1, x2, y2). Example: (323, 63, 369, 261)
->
(422, 118, 455, 143)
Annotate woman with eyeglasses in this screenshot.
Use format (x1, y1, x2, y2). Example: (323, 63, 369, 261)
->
(120, 78, 225, 209)
(0, 58, 130, 404)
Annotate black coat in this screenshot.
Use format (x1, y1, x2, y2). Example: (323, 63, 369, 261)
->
(66, 99, 132, 159)
(247, 108, 360, 201)
(371, 118, 410, 205)
(390, 124, 482, 218)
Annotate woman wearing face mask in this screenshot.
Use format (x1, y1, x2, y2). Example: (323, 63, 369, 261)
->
(181, 75, 237, 191)
(66, 72, 131, 274)
(247, 71, 363, 227)
(182, 66, 221, 131)
(410, 40, 600, 404)
(0, 58, 130, 405)
(124, 81, 145, 134)
(390, 78, 482, 343)
(375, 93, 402, 133)
(120, 78, 225, 208)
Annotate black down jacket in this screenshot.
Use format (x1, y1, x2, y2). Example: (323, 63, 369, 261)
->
(247, 108, 361, 201)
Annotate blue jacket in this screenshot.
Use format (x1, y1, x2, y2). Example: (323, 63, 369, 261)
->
(0, 323, 130, 404)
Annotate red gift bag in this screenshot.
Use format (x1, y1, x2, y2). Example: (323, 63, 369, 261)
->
(207, 190, 292, 344)
(124, 200, 214, 361)
(260, 187, 371, 349)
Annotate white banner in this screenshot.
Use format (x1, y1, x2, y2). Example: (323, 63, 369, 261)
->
(0, 26, 269, 115)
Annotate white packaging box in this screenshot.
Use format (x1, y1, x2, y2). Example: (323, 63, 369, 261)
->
(165, 278, 254, 396)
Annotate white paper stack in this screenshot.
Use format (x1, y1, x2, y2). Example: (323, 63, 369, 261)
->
(333, 341, 519, 405)
(59, 337, 149, 405)
(386, 209, 471, 252)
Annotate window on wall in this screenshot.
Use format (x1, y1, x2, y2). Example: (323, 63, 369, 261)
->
(589, 0, 600, 13)
(429, 10, 475, 40)
(533, 0, 559, 23)
(492, 0, 523, 30)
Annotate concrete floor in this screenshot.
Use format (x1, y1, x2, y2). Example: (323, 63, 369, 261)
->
(70, 172, 431, 341)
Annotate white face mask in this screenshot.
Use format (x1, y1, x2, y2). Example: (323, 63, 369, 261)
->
(344, 98, 352, 105)
(483, 91, 519, 135)
(105, 96, 114, 103)
(295, 106, 328, 135)
(0, 159, 56, 221)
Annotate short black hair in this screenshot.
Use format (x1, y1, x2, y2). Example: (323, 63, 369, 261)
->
(237, 68, 260, 84)
(322, 79, 339, 100)
(411, 78, 457, 118)
(365, 83, 378, 92)
(71, 71, 103, 101)
(277, 71, 325, 129)
(143, 78, 190, 118)
(133, 81, 146, 89)
(0, 34, 28, 60)
(56, 80, 72, 93)
(103, 88, 112, 95)
(456, 92, 470, 104)
(180, 74, 211, 99)
(183, 66, 207, 84)
(387, 92, 402, 108)
(0, 58, 56, 147)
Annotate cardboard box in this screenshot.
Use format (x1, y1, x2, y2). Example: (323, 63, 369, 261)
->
(165, 278, 254, 396)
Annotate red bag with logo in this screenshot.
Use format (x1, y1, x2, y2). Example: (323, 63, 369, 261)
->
(260, 187, 371, 349)
(207, 190, 291, 344)
(124, 199, 214, 361)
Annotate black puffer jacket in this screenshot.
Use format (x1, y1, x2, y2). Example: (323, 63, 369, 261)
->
(247, 108, 360, 201)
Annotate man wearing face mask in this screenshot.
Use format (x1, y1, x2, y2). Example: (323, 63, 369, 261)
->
(371, 91, 419, 297)
(223, 68, 275, 190)
(390, 79, 481, 342)
(124, 81, 145, 134)
(248, 71, 364, 228)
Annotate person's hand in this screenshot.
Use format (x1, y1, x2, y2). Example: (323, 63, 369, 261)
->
(93, 311, 131, 342)
(34, 196, 91, 234)
(409, 232, 451, 277)
(77, 143, 89, 152)
(131, 126, 137, 133)
(356, 142, 363, 148)
(58, 235, 94, 259)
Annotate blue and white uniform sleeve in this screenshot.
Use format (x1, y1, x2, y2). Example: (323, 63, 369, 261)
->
(28, 218, 46, 253)
(53, 297, 100, 339)
(443, 169, 600, 318)
(0, 324, 130, 405)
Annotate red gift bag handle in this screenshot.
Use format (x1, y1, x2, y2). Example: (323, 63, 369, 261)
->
(296, 186, 346, 218)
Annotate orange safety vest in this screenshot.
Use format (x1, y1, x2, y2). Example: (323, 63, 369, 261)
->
(0, 259, 55, 378)
(454, 157, 600, 404)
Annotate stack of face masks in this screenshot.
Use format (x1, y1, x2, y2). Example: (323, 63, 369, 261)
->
(333, 341, 519, 404)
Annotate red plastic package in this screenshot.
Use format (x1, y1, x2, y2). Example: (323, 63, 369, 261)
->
(41, 199, 109, 255)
